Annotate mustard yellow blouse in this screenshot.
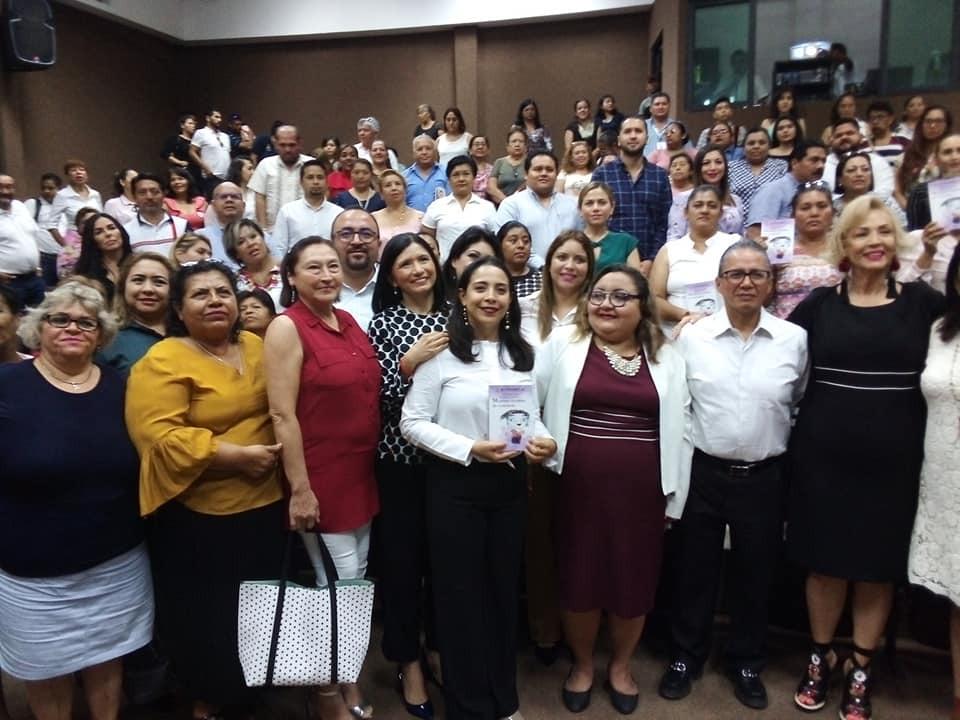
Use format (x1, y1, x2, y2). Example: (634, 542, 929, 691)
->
(126, 331, 284, 516)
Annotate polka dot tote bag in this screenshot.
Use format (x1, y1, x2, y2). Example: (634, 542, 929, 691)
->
(238, 532, 375, 686)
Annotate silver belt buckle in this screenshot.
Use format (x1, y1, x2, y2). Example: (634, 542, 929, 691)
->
(729, 463, 752, 477)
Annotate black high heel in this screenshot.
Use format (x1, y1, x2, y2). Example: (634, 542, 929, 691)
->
(421, 650, 443, 689)
(398, 668, 434, 720)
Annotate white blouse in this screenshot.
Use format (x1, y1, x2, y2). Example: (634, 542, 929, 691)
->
(400, 341, 550, 465)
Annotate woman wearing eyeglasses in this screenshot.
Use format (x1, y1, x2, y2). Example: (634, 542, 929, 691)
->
(788, 195, 944, 720)
(0, 280, 153, 720)
(649, 185, 740, 334)
(264, 237, 381, 720)
(536, 264, 690, 714)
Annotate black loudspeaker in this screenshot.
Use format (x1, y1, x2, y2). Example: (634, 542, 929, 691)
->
(2, 0, 55, 71)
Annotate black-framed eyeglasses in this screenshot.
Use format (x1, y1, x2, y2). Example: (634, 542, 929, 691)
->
(43, 313, 100, 332)
(588, 289, 640, 307)
(719, 269, 772, 283)
(334, 228, 378, 243)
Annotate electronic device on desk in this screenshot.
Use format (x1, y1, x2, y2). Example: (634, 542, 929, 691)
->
(772, 57, 832, 102)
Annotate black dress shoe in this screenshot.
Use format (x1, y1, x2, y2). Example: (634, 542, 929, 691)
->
(603, 680, 639, 715)
(561, 671, 592, 714)
(730, 667, 768, 710)
(658, 660, 700, 701)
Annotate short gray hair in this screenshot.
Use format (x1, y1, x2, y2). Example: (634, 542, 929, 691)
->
(357, 116, 381, 133)
(412, 134, 436, 149)
(17, 280, 118, 351)
(717, 239, 771, 274)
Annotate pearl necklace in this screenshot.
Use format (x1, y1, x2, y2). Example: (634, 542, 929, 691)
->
(601, 344, 643, 376)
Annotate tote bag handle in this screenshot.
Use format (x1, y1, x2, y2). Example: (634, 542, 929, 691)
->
(263, 531, 341, 687)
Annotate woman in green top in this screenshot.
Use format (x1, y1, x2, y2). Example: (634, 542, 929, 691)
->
(487, 128, 529, 206)
(97, 252, 174, 374)
(579, 182, 643, 273)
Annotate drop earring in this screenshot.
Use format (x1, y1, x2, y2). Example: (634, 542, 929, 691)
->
(462, 306, 469, 324)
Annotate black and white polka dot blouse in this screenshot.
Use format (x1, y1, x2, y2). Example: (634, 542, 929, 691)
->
(368, 304, 449, 464)
(512, 268, 543, 299)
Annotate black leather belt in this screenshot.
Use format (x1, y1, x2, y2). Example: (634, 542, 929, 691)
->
(693, 448, 782, 477)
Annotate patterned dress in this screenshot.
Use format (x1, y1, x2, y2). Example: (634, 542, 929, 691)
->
(909, 322, 960, 604)
(770, 251, 843, 319)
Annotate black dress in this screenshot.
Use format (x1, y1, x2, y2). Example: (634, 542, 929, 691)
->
(787, 280, 943, 581)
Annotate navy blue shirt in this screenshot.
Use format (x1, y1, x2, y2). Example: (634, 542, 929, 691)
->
(0, 361, 142, 577)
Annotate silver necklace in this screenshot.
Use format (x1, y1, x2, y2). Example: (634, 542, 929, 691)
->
(601, 344, 643, 376)
(39, 357, 94, 390)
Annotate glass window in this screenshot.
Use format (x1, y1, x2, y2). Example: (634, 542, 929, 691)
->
(886, 0, 955, 90)
(690, 2, 751, 108)
(756, 0, 882, 100)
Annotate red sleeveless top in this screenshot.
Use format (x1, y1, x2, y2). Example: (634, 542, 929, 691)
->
(285, 301, 381, 532)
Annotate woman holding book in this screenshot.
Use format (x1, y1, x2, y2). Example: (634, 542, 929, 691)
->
(401, 256, 555, 720)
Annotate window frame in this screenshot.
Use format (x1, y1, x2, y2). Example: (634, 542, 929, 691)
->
(686, 0, 960, 111)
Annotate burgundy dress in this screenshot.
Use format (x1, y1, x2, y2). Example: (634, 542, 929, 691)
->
(286, 301, 381, 532)
(555, 343, 665, 618)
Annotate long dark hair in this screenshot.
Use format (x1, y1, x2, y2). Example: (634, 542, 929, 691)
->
(372, 233, 445, 314)
(167, 259, 242, 340)
(447, 256, 533, 371)
(166, 167, 200, 200)
(768, 86, 803, 121)
(694, 145, 732, 206)
(515, 98, 543, 129)
(940, 244, 960, 343)
(580, 264, 664, 362)
(898, 107, 954, 192)
(441, 227, 502, 301)
(74, 212, 133, 288)
(770, 116, 804, 149)
(834, 151, 874, 195)
(829, 92, 858, 126)
(279, 236, 339, 308)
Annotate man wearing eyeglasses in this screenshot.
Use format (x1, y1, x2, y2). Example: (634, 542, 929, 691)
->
(746, 140, 827, 239)
(659, 240, 807, 711)
(822, 118, 894, 200)
(0, 173, 49, 307)
(332, 209, 379, 330)
(198, 182, 246, 268)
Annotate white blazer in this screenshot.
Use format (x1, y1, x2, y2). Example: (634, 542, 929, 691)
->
(535, 326, 693, 519)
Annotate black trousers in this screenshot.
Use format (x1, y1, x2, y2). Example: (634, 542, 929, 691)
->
(375, 457, 436, 663)
(670, 451, 785, 673)
(426, 458, 526, 720)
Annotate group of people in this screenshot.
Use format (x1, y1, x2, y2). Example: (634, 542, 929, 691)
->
(0, 87, 959, 720)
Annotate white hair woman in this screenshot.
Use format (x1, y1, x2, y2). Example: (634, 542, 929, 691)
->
(0, 280, 153, 720)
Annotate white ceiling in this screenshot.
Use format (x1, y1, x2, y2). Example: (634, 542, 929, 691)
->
(60, 0, 653, 43)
